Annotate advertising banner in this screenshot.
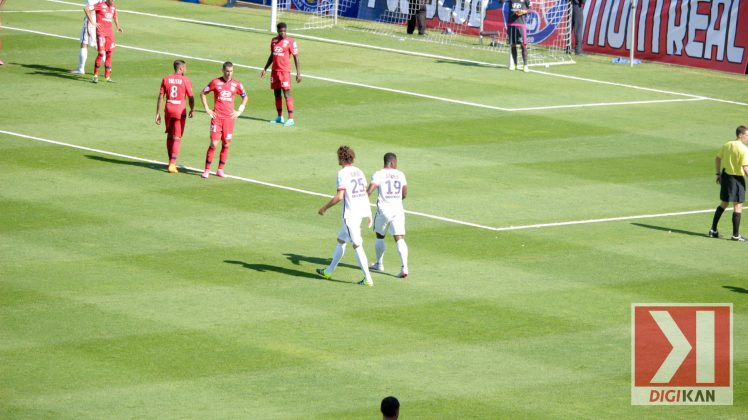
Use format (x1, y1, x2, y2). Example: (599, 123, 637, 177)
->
(359, 0, 569, 46)
(583, 0, 748, 74)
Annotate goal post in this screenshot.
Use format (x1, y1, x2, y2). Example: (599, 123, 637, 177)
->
(272, 0, 346, 30)
(270, 0, 574, 67)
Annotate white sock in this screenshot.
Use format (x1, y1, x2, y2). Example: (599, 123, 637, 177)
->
(78, 47, 87, 72)
(327, 242, 346, 273)
(375, 238, 385, 266)
(354, 246, 372, 283)
(396, 239, 408, 273)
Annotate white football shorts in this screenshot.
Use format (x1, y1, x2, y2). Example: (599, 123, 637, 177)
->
(79, 17, 97, 48)
(337, 217, 365, 247)
(373, 210, 405, 237)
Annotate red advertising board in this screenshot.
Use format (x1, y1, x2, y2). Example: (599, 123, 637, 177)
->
(582, 0, 748, 74)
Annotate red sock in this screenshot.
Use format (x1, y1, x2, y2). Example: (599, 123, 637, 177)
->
(93, 52, 103, 76)
(218, 145, 230, 170)
(205, 146, 215, 170)
(166, 138, 174, 160)
(275, 97, 283, 116)
(104, 52, 112, 78)
(170, 139, 180, 163)
(286, 97, 294, 119)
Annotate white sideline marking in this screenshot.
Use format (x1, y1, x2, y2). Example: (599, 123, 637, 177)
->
(509, 97, 705, 112)
(0, 130, 718, 232)
(0, 10, 80, 13)
(45, 0, 748, 108)
(0, 25, 709, 113)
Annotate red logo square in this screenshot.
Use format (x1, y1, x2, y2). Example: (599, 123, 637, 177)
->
(631, 304, 732, 405)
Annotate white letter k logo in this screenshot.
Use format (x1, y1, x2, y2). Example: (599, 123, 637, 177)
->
(650, 311, 692, 383)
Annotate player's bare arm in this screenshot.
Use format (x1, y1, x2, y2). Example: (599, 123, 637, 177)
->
(715, 157, 722, 184)
(232, 94, 249, 119)
(260, 55, 273, 78)
(85, 6, 96, 32)
(200, 91, 215, 119)
(318, 190, 344, 215)
(188, 95, 195, 118)
(401, 184, 408, 200)
(155, 92, 164, 125)
(366, 182, 378, 196)
(114, 14, 123, 33)
(293, 54, 302, 83)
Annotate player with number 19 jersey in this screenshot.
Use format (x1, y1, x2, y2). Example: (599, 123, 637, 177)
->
(370, 168, 407, 215)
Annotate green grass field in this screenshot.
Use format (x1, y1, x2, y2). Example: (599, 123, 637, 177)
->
(1, 0, 746, 418)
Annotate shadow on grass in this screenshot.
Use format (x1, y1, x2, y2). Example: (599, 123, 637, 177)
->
(85, 155, 201, 176)
(284, 252, 401, 279)
(86, 155, 165, 172)
(224, 259, 355, 285)
(14, 63, 84, 80)
(435, 58, 495, 69)
(283, 252, 359, 270)
(631, 223, 705, 237)
(723, 285, 748, 294)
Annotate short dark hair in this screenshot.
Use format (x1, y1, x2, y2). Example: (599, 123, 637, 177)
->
(277, 22, 287, 30)
(737, 126, 747, 137)
(383, 152, 397, 166)
(337, 146, 355, 164)
(223, 61, 233, 70)
(381, 396, 399, 417)
(173, 59, 186, 71)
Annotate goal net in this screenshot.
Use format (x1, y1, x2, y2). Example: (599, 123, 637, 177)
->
(270, 0, 573, 67)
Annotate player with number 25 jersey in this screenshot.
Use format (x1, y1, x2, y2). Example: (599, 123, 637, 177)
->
(317, 146, 375, 286)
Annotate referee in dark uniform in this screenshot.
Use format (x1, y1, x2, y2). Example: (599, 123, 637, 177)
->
(710, 126, 748, 241)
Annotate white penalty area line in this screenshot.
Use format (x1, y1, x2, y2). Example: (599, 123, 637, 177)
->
(1, 25, 705, 113)
(0, 129, 717, 233)
(45, 0, 504, 69)
(45, 0, 748, 109)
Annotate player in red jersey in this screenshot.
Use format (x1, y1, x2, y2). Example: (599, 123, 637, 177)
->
(200, 61, 248, 179)
(89, 0, 123, 83)
(156, 60, 195, 174)
(260, 22, 301, 127)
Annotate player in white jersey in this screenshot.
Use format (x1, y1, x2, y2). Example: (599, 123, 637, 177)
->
(317, 146, 375, 286)
(70, 0, 103, 74)
(367, 152, 409, 278)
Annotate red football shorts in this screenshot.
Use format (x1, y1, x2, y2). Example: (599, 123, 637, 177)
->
(210, 117, 235, 143)
(165, 112, 186, 138)
(270, 70, 291, 91)
(97, 35, 115, 52)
